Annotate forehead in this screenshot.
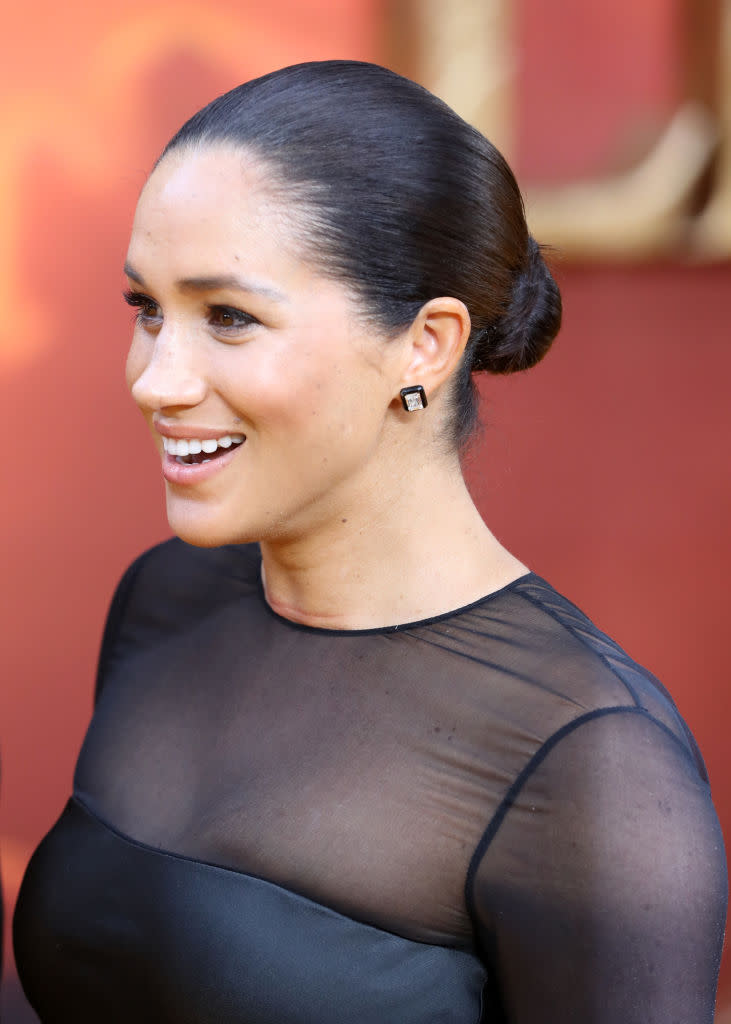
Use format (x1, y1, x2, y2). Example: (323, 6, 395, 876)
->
(128, 146, 308, 274)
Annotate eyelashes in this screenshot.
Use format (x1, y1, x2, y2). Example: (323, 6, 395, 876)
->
(122, 290, 260, 335)
(123, 289, 151, 306)
(123, 289, 160, 322)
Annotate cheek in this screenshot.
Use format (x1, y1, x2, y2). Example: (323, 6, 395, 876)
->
(222, 353, 327, 427)
(217, 336, 386, 444)
(274, 372, 356, 440)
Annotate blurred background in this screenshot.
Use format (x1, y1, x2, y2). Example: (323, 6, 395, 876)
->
(1, 0, 729, 1019)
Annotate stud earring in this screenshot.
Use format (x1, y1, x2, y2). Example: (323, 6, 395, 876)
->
(400, 385, 428, 412)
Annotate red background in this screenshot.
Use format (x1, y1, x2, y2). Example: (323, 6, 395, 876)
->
(1, 1, 729, 1019)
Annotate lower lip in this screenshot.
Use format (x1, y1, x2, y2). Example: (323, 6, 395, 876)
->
(161, 444, 244, 486)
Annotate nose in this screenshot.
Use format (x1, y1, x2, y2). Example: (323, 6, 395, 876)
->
(128, 327, 207, 412)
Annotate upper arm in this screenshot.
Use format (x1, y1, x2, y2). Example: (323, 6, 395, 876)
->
(469, 709, 728, 1023)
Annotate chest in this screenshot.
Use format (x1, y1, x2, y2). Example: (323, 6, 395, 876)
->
(76, 609, 519, 944)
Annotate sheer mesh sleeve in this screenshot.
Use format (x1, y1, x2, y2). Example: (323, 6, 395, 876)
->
(468, 707, 728, 1023)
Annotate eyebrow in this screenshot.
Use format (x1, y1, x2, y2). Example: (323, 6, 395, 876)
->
(123, 262, 286, 302)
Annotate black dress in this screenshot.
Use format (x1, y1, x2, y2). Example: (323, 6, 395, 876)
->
(13, 539, 728, 1022)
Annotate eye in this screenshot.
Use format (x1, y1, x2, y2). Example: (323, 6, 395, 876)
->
(123, 290, 161, 325)
(208, 305, 259, 335)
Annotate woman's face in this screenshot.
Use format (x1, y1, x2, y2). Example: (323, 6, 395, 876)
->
(125, 146, 406, 548)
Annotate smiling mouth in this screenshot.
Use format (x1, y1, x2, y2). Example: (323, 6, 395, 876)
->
(162, 433, 246, 466)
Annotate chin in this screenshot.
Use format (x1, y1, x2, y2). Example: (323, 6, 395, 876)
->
(165, 487, 312, 549)
(165, 498, 253, 549)
(168, 519, 236, 548)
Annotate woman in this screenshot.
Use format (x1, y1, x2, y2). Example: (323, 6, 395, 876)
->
(14, 61, 727, 1023)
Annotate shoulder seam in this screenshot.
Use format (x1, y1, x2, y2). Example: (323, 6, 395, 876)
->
(514, 581, 697, 758)
(512, 582, 642, 706)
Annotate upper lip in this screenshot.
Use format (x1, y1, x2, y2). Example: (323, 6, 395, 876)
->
(153, 416, 245, 440)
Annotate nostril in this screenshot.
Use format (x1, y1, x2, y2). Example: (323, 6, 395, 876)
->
(130, 369, 207, 410)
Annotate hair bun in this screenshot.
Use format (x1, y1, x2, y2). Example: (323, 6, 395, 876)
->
(473, 238, 562, 375)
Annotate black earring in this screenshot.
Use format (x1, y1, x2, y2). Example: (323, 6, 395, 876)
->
(400, 385, 428, 412)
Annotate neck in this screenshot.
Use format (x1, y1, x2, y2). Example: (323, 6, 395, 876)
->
(259, 461, 527, 630)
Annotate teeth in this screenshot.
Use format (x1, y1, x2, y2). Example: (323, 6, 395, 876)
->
(162, 433, 245, 457)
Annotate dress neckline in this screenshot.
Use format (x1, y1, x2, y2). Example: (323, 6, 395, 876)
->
(257, 569, 535, 637)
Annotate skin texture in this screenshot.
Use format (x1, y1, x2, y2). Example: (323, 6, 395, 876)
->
(125, 145, 527, 628)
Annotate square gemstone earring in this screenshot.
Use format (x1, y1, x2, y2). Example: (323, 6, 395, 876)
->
(399, 385, 428, 411)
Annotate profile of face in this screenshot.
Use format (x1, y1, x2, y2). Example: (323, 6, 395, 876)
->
(125, 62, 561, 554)
(125, 147, 414, 548)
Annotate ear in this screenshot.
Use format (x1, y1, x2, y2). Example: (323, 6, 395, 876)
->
(398, 297, 471, 400)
